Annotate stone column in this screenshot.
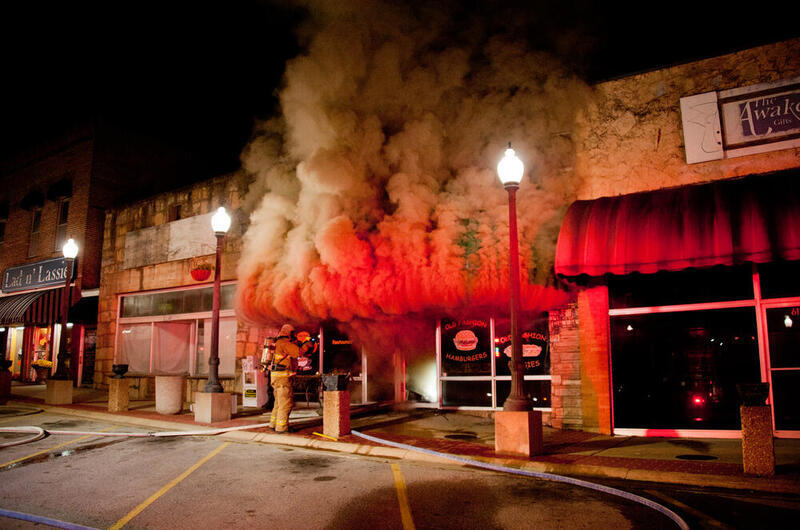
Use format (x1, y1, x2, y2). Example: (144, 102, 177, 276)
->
(45, 379, 73, 405)
(741, 405, 775, 476)
(194, 392, 232, 423)
(155, 375, 184, 414)
(495, 410, 543, 457)
(323, 390, 351, 439)
(108, 378, 130, 412)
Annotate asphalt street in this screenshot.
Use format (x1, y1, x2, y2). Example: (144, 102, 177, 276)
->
(1, 411, 799, 529)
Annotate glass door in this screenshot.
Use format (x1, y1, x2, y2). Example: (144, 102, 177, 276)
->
(764, 304, 800, 435)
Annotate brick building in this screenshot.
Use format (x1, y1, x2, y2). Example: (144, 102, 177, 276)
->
(0, 120, 207, 388)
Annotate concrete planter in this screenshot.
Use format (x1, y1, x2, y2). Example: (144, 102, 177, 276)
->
(155, 375, 185, 414)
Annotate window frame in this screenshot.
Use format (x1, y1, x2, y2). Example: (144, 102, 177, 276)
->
(115, 282, 237, 378)
(28, 207, 42, 257)
(54, 198, 69, 252)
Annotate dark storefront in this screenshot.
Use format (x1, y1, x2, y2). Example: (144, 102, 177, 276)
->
(0, 258, 96, 386)
(555, 169, 800, 436)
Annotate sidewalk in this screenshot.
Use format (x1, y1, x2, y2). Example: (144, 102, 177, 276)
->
(3, 382, 800, 494)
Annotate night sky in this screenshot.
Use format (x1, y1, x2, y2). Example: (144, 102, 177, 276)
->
(2, 1, 797, 187)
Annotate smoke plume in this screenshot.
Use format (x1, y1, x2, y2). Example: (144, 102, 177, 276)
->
(236, 0, 591, 353)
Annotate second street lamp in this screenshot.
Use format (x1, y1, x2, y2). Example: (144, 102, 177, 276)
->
(497, 144, 532, 412)
(204, 207, 231, 393)
(52, 238, 78, 381)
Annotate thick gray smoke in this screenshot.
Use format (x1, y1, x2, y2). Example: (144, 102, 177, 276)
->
(236, 0, 591, 352)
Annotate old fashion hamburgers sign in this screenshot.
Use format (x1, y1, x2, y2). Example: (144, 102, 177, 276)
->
(441, 319, 490, 364)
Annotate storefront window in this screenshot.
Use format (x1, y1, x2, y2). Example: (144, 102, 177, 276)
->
(611, 308, 760, 430)
(493, 315, 549, 376)
(440, 318, 491, 376)
(118, 284, 237, 377)
(322, 327, 358, 375)
(437, 317, 552, 409)
(496, 380, 551, 408)
(758, 260, 800, 299)
(120, 324, 152, 373)
(153, 322, 191, 374)
(442, 380, 492, 407)
(120, 285, 233, 318)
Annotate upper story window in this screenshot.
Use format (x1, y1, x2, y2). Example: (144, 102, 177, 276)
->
(54, 199, 70, 251)
(28, 207, 41, 257)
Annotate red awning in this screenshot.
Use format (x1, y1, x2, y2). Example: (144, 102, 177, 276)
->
(555, 170, 800, 277)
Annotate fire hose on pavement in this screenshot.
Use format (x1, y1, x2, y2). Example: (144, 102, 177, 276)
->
(1, 420, 687, 530)
(350, 429, 690, 530)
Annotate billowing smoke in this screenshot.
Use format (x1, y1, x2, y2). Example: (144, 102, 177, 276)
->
(236, 0, 591, 355)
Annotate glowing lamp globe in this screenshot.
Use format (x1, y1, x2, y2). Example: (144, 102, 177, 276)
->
(211, 207, 231, 235)
(62, 238, 79, 259)
(497, 144, 524, 187)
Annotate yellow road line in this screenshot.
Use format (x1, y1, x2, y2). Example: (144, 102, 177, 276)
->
(645, 489, 726, 528)
(109, 442, 230, 530)
(1, 426, 118, 469)
(391, 463, 416, 530)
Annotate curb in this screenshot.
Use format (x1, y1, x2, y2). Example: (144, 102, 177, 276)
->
(7, 400, 799, 494)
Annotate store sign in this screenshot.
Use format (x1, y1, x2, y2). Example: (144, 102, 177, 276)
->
(2, 258, 74, 293)
(494, 330, 549, 374)
(721, 87, 800, 148)
(680, 76, 800, 164)
(441, 319, 490, 363)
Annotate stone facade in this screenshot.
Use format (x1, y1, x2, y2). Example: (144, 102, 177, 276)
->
(574, 38, 800, 200)
(96, 172, 273, 404)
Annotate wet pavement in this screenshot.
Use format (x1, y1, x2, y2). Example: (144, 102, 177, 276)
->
(3, 382, 799, 494)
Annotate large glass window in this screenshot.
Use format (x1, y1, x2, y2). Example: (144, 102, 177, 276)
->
(437, 317, 552, 409)
(120, 324, 152, 373)
(120, 284, 233, 317)
(611, 308, 760, 430)
(765, 305, 800, 430)
(441, 318, 491, 376)
(153, 322, 191, 374)
(117, 284, 237, 377)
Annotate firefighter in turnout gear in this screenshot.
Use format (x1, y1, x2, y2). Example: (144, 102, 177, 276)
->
(269, 324, 313, 432)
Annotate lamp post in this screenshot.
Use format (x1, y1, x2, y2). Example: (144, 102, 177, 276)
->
(497, 144, 532, 412)
(52, 238, 78, 380)
(203, 207, 231, 393)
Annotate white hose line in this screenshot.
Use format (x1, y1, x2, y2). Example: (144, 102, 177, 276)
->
(351, 429, 690, 530)
(0, 422, 272, 441)
(0, 426, 46, 448)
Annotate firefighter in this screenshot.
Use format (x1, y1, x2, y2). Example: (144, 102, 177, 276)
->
(268, 324, 313, 433)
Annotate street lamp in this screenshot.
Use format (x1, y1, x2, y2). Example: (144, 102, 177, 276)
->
(52, 238, 78, 380)
(203, 207, 231, 393)
(497, 144, 532, 412)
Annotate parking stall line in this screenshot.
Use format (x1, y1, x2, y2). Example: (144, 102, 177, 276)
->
(390, 463, 416, 530)
(644, 489, 726, 528)
(0, 426, 119, 469)
(109, 441, 230, 530)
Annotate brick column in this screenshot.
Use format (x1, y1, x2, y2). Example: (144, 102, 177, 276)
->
(577, 285, 613, 435)
(741, 406, 775, 476)
(323, 391, 351, 439)
(549, 304, 582, 430)
(108, 378, 130, 412)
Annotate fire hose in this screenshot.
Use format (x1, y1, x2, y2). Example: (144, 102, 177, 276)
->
(350, 429, 690, 530)
(1, 421, 687, 529)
